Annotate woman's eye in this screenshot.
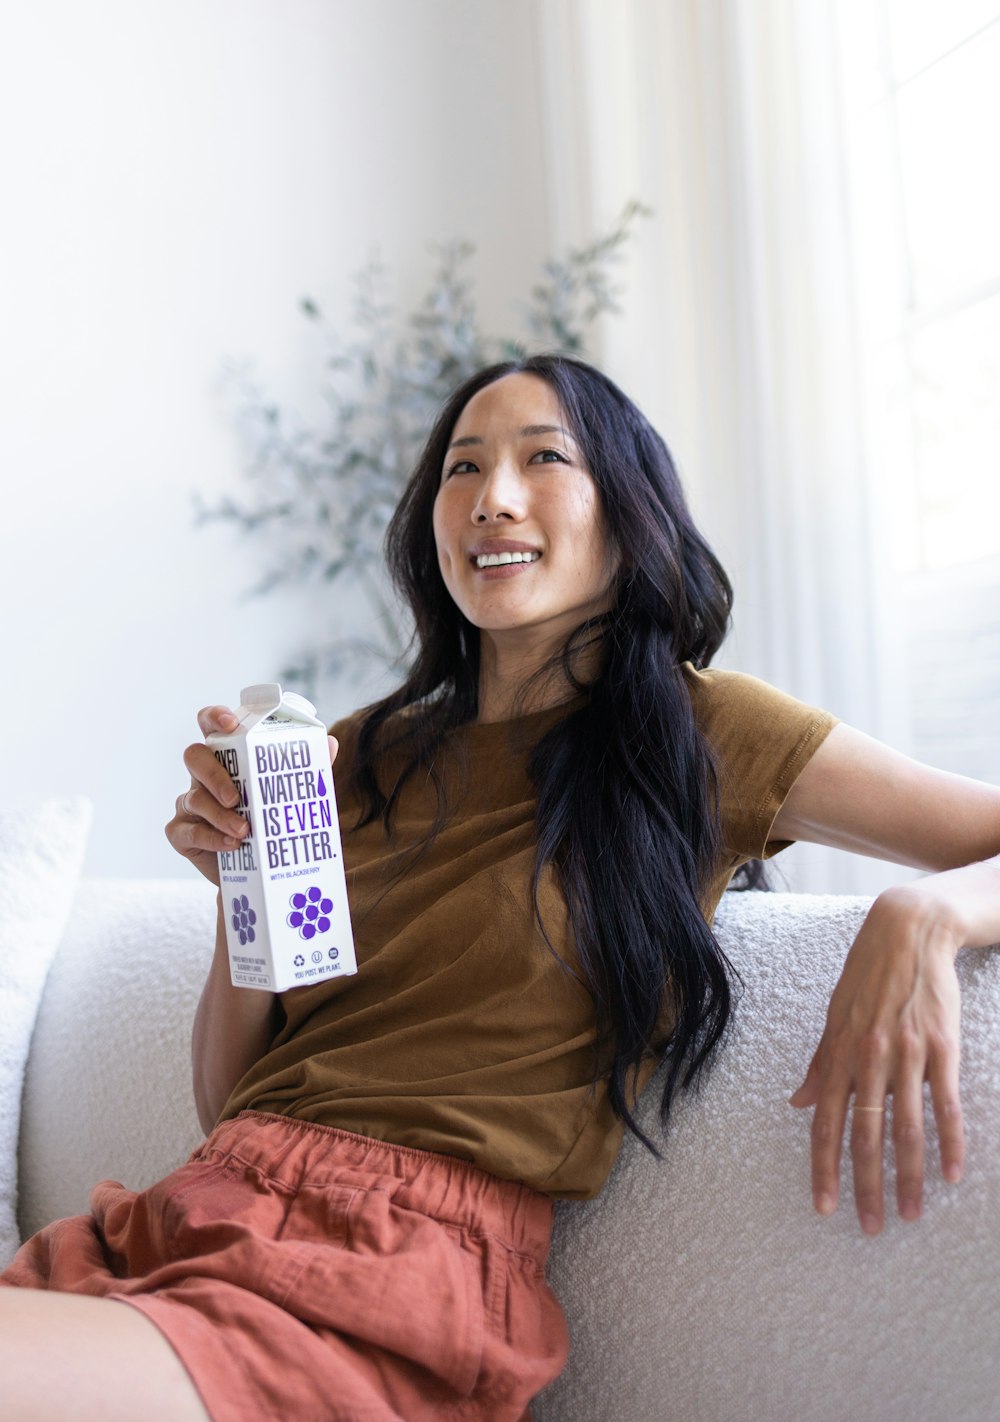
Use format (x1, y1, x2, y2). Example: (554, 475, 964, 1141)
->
(530, 448, 568, 464)
(445, 460, 478, 478)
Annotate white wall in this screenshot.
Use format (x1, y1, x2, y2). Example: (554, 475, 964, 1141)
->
(0, 0, 552, 877)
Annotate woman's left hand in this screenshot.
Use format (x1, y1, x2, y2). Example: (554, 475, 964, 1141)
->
(788, 885, 965, 1235)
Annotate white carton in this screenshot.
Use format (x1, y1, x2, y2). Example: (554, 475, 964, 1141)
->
(207, 684, 357, 992)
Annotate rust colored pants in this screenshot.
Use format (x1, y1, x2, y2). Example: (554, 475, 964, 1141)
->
(2, 1111, 570, 1421)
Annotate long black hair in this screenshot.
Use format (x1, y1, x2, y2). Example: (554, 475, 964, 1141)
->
(352, 354, 743, 1152)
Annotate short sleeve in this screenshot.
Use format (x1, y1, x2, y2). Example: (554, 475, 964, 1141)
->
(683, 663, 839, 861)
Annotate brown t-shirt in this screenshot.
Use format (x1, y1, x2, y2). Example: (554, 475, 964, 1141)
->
(221, 666, 838, 1199)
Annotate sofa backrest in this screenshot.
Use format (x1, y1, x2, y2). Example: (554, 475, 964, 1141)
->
(539, 892, 1000, 1421)
(18, 881, 1000, 1421)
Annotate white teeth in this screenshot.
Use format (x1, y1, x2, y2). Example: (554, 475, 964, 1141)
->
(475, 550, 541, 568)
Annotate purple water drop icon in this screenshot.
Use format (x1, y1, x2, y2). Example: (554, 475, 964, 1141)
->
(317, 771, 327, 798)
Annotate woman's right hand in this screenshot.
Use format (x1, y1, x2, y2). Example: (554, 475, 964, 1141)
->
(166, 708, 342, 888)
(165, 707, 249, 887)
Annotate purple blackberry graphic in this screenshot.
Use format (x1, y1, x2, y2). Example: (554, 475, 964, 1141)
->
(287, 885, 335, 940)
(230, 893, 258, 947)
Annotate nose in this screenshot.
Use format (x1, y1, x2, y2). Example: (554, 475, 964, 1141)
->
(470, 461, 525, 524)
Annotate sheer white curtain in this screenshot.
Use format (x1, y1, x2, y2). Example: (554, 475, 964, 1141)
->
(536, 0, 914, 892)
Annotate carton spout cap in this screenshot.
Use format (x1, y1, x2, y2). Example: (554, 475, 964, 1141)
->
(240, 683, 283, 707)
(239, 684, 319, 721)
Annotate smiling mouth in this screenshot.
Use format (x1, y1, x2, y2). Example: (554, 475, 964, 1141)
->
(473, 550, 541, 569)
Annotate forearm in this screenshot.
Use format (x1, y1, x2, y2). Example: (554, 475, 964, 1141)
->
(192, 894, 281, 1135)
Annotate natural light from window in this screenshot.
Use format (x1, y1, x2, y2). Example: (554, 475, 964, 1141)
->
(837, 0, 1000, 784)
(838, 0, 1000, 573)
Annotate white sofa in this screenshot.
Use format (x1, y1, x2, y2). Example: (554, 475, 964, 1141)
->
(12, 873, 1000, 1421)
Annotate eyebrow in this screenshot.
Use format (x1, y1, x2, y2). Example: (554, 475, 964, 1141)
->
(447, 423, 574, 450)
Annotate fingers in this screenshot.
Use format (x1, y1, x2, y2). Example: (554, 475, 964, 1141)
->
(891, 1073, 925, 1223)
(928, 1047, 964, 1185)
(183, 740, 241, 808)
(797, 917, 964, 1235)
(184, 707, 244, 819)
(166, 783, 248, 860)
(788, 1052, 820, 1109)
(196, 705, 240, 738)
(808, 1075, 890, 1235)
(801, 1036, 962, 1234)
(165, 707, 246, 867)
(170, 808, 247, 856)
(178, 784, 250, 848)
(847, 1028, 892, 1235)
(808, 1053, 850, 1218)
(329, 735, 339, 766)
(850, 1105, 887, 1237)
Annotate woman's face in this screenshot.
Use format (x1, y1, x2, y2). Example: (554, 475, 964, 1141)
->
(432, 372, 619, 650)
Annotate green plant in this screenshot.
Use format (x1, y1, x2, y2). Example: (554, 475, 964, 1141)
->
(200, 201, 649, 698)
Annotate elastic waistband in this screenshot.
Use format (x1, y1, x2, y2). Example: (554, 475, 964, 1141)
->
(198, 1110, 554, 1264)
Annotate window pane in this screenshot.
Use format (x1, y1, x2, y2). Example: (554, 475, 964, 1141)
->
(866, 341, 922, 572)
(908, 292, 1000, 567)
(904, 554, 1000, 782)
(887, 0, 1000, 81)
(845, 100, 907, 339)
(836, 0, 888, 113)
(896, 24, 1000, 307)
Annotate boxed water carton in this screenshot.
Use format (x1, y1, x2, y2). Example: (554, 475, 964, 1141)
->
(207, 684, 357, 992)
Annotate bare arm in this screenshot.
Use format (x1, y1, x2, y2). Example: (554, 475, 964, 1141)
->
(772, 721, 1000, 877)
(191, 895, 281, 1134)
(770, 722, 1000, 1234)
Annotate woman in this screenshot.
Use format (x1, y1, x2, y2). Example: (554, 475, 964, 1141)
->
(3, 354, 999, 1421)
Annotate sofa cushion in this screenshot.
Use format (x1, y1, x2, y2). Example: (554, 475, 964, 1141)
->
(0, 796, 92, 1266)
(17, 877, 217, 1243)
